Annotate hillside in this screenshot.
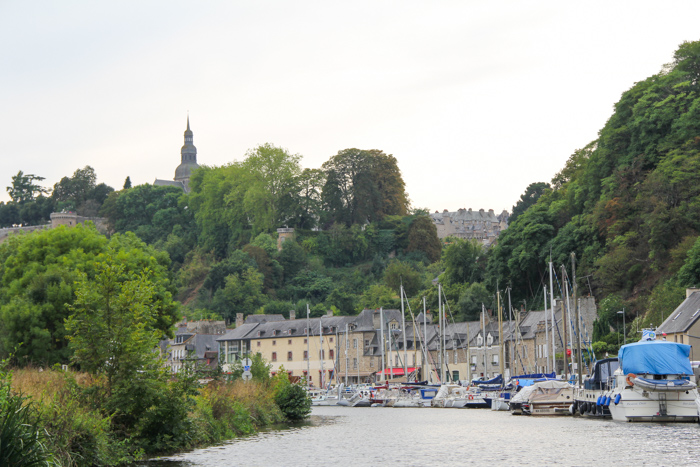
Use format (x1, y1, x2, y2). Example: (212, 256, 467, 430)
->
(487, 40, 700, 344)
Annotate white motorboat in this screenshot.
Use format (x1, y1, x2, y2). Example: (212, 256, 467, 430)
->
(522, 380, 574, 416)
(606, 339, 699, 422)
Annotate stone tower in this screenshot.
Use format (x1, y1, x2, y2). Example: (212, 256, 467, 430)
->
(174, 116, 200, 192)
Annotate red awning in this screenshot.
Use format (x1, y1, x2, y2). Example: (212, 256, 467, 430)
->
(377, 367, 417, 376)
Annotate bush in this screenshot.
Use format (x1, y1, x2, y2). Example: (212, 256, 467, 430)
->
(274, 383, 311, 421)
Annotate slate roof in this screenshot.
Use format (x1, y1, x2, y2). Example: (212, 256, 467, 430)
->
(217, 316, 353, 341)
(658, 292, 700, 334)
(217, 323, 259, 342)
(245, 314, 285, 324)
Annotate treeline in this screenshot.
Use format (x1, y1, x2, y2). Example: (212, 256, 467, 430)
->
(487, 40, 700, 353)
(0, 166, 114, 226)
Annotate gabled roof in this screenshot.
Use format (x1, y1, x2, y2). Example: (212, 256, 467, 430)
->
(658, 292, 700, 334)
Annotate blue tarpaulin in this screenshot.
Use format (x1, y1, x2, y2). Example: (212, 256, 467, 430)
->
(618, 340, 692, 375)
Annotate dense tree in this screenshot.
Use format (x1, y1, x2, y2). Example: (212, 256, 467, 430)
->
(384, 260, 422, 297)
(52, 166, 114, 215)
(510, 182, 550, 224)
(100, 184, 195, 247)
(0, 225, 177, 364)
(6, 171, 48, 203)
(321, 148, 408, 226)
(239, 143, 303, 233)
(443, 239, 485, 285)
(123, 176, 132, 189)
(405, 215, 441, 263)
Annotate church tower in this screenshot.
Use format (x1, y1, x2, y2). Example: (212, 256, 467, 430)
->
(174, 116, 200, 191)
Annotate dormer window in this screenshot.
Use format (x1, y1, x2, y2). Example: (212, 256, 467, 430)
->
(257, 331, 261, 337)
(487, 335, 493, 346)
(477, 335, 483, 347)
(273, 330, 278, 336)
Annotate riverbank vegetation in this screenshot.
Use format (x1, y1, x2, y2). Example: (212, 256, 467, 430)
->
(3, 361, 307, 466)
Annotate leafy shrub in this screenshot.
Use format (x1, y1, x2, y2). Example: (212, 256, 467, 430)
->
(274, 383, 311, 421)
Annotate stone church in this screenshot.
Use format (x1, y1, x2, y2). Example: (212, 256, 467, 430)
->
(154, 117, 200, 192)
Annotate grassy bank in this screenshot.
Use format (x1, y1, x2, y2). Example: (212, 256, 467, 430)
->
(5, 366, 309, 466)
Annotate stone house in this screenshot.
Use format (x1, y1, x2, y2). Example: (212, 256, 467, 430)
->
(657, 288, 700, 358)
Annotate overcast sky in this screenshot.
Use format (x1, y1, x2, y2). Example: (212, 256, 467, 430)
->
(2, 1, 699, 213)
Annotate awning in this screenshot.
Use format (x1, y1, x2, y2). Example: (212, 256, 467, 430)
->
(376, 367, 418, 376)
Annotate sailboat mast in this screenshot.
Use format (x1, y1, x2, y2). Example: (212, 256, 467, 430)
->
(562, 264, 570, 380)
(544, 285, 549, 373)
(319, 319, 324, 389)
(498, 288, 504, 379)
(401, 284, 408, 382)
(507, 287, 513, 378)
(438, 283, 443, 382)
(549, 260, 555, 375)
(345, 322, 349, 385)
(482, 303, 486, 378)
(306, 304, 311, 386)
(573, 253, 583, 386)
(380, 307, 385, 382)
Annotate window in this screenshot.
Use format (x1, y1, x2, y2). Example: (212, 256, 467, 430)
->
(412, 354, 416, 365)
(390, 322, 398, 330)
(273, 330, 278, 336)
(353, 339, 357, 349)
(288, 339, 292, 345)
(370, 357, 374, 368)
(271, 352, 277, 362)
(257, 341, 261, 347)
(452, 370, 459, 382)
(304, 338, 307, 344)
(232, 342, 239, 352)
(471, 356, 477, 365)
(365, 339, 369, 348)
(454, 350, 458, 364)
(287, 351, 293, 361)
(329, 337, 334, 343)
(319, 350, 325, 359)
(353, 358, 358, 369)
(487, 335, 493, 347)
(477, 335, 483, 347)
(303, 350, 308, 360)
(329, 349, 334, 359)
(492, 355, 499, 366)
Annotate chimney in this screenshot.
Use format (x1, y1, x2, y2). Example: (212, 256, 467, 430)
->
(687, 288, 700, 298)
(289, 309, 296, 320)
(326, 309, 333, 317)
(235, 313, 244, 328)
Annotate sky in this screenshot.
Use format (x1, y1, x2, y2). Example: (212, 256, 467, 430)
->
(2, 1, 700, 213)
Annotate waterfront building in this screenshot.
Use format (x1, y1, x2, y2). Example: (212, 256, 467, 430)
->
(164, 319, 227, 373)
(656, 288, 700, 350)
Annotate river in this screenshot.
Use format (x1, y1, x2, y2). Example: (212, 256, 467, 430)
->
(147, 406, 700, 466)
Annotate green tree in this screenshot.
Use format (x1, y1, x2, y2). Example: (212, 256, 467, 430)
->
(239, 143, 303, 233)
(211, 268, 265, 320)
(384, 261, 422, 297)
(510, 182, 550, 224)
(0, 225, 177, 364)
(405, 215, 441, 263)
(443, 239, 484, 284)
(123, 176, 132, 189)
(6, 171, 48, 203)
(321, 148, 408, 226)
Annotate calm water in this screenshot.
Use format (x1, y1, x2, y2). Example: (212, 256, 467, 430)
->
(147, 406, 700, 466)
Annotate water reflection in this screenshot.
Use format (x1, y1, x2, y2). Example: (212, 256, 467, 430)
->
(145, 406, 700, 466)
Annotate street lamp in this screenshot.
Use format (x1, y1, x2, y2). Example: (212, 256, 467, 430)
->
(617, 309, 626, 345)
